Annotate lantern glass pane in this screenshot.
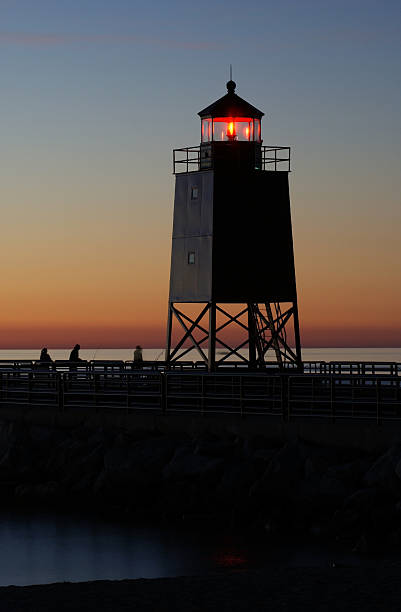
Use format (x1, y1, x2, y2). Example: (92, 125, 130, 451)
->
(201, 118, 212, 142)
(210, 117, 260, 142)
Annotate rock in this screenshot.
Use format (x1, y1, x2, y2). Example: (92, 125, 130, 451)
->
(163, 447, 223, 481)
(254, 440, 307, 495)
(29, 425, 62, 445)
(216, 459, 257, 504)
(101, 436, 177, 493)
(352, 534, 369, 553)
(193, 433, 238, 458)
(326, 458, 371, 486)
(243, 435, 277, 456)
(252, 449, 276, 476)
(364, 445, 401, 496)
(15, 481, 63, 501)
(319, 474, 349, 502)
(330, 487, 379, 539)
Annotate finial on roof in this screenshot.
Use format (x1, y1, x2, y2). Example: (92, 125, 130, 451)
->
(226, 64, 236, 93)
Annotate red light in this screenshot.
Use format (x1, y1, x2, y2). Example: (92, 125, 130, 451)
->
(214, 552, 248, 568)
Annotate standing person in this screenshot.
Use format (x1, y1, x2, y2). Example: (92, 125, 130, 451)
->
(69, 344, 82, 370)
(69, 344, 82, 362)
(69, 344, 83, 373)
(133, 345, 143, 368)
(39, 348, 52, 363)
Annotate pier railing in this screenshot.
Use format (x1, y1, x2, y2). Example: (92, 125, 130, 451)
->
(0, 360, 400, 376)
(0, 363, 400, 423)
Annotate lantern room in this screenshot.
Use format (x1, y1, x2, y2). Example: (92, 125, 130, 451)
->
(199, 80, 264, 143)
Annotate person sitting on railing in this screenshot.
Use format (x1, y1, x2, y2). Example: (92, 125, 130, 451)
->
(133, 345, 143, 369)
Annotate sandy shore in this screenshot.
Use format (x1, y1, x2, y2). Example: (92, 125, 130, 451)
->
(0, 565, 400, 611)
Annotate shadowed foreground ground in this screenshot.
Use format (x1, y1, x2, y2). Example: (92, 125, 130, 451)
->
(0, 565, 400, 612)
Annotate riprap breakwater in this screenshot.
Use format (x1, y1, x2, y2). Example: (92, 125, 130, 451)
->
(1, 418, 401, 552)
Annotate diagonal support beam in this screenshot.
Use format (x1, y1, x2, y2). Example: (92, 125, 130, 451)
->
(172, 307, 209, 363)
(169, 304, 209, 361)
(217, 337, 250, 363)
(215, 305, 249, 334)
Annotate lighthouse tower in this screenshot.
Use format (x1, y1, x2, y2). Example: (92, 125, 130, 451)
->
(165, 80, 302, 371)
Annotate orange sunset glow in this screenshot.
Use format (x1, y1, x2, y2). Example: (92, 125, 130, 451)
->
(1, 2, 400, 351)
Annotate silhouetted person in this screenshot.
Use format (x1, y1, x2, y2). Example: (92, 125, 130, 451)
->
(37, 347, 53, 374)
(40, 348, 52, 363)
(69, 344, 82, 362)
(133, 345, 143, 369)
(69, 344, 82, 372)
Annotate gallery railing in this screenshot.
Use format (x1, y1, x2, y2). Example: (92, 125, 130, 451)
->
(173, 145, 291, 173)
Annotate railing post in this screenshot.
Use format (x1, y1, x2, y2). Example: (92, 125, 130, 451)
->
(201, 375, 205, 415)
(58, 373, 64, 412)
(286, 376, 290, 422)
(376, 379, 381, 425)
(28, 372, 33, 405)
(162, 372, 167, 413)
(126, 373, 130, 413)
(331, 376, 335, 422)
(93, 372, 98, 412)
(239, 375, 243, 417)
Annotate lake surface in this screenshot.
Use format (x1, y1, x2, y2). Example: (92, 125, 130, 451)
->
(0, 509, 361, 587)
(0, 347, 400, 363)
(0, 346, 399, 587)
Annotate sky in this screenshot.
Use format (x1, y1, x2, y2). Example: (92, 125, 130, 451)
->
(0, 0, 400, 349)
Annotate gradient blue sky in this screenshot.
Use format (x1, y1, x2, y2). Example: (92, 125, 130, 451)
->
(1, 0, 400, 347)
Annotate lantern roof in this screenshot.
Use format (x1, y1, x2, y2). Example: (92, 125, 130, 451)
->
(198, 80, 264, 119)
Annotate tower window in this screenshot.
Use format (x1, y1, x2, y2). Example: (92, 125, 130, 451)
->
(191, 186, 199, 200)
(188, 251, 196, 265)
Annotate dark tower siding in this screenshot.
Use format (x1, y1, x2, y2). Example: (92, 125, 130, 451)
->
(169, 170, 296, 303)
(212, 170, 297, 302)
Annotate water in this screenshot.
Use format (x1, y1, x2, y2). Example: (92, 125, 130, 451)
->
(0, 347, 400, 363)
(0, 509, 360, 587)
(0, 345, 399, 587)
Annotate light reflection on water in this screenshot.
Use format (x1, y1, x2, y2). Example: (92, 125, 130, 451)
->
(0, 511, 211, 586)
(0, 510, 362, 587)
(0, 348, 400, 362)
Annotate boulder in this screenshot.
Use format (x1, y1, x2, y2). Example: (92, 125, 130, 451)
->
(364, 445, 401, 496)
(15, 481, 63, 501)
(243, 435, 277, 456)
(326, 457, 371, 487)
(330, 487, 379, 539)
(216, 459, 257, 505)
(193, 432, 239, 458)
(103, 436, 176, 488)
(163, 446, 223, 481)
(254, 440, 307, 494)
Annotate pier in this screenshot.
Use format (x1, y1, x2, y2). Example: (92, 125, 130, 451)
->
(0, 360, 400, 423)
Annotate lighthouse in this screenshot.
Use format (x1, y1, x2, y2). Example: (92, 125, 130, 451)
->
(165, 80, 302, 372)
